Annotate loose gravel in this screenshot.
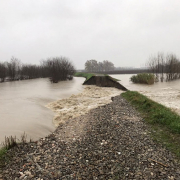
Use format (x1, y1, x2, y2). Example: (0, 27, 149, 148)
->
(1, 95, 180, 179)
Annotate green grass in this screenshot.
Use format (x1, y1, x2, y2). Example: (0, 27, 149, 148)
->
(104, 74, 120, 82)
(0, 147, 7, 168)
(0, 135, 17, 168)
(74, 72, 95, 83)
(122, 91, 180, 157)
(0, 133, 28, 168)
(74, 72, 120, 83)
(130, 73, 155, 85)
(0, 148, 7, 159)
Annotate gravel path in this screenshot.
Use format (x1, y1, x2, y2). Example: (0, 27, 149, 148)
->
(1, 95, 180, 179)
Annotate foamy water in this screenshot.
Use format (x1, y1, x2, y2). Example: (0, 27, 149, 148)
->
(47, 86, 122, 126)
(111, 74, 180, 115)
(139, 88, 180, 114)
(2, 74, 180, 145)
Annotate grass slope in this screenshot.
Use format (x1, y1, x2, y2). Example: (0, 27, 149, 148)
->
(104, 74, 120, 82)
(0, 148, 7, 168)
(0, 134, 27, 168)
(74, 72, 95, 83)
(74, 72, 120, 83)
(122, 91, 180, 157)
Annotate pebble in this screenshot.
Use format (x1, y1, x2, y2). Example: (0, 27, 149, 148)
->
(1, 95, 180, 179)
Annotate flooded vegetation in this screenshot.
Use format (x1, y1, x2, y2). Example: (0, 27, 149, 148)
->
(2, 73, 180, 145)
(111, 74, 180, 115)
(147, 53, 180, 82)
(0, 56, 74, 83)
(130, 73, 155, 85)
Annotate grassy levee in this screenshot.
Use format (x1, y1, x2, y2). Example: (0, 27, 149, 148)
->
(74, 72, 95, 83)
(74, 72, 119, 83)
(122, 91, 180, 157)
(104, 74, 120, 82)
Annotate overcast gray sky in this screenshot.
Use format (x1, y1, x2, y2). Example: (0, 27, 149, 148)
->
(0, 0, 180, 69)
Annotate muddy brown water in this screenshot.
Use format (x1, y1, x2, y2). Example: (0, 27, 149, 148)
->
(1, 74, 180, 145)
(0, 77, 84, 144)
(111, 74, 180, 115)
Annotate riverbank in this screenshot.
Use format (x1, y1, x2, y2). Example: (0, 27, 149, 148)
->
(74, 72, 94, 83)
(1, 93, 180, 179)
(74, 72, 120, 83)
(122, 91, 180, 158)
(140, 88, 180, 116)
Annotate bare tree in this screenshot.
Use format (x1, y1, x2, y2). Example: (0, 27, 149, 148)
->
(0, 62, 7, 82)
(147, 53, 180, 82)
(20, 64, 42, 79)
(7, 57, 21, 80)
(44, 57, 75, 83)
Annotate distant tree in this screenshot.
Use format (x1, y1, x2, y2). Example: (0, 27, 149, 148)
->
(20, 64, 41, 79)
(102, 60, 115, 71)
(40, 60, 50, 78)
(85, 59, 114, 72)
(44, 57, 75, 83)
(7, 57, 21, 80)
(147, 52, 180, 82)
(0, 62, 7, 82)
(85, 59, 98, 72)
(98, 62, 103, 72)
(85, 60, 92, 72)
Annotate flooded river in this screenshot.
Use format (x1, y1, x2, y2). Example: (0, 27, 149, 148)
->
(1, 74, 180, 145)
(111, 74, 180, 115)
(0, 77, 84, 144)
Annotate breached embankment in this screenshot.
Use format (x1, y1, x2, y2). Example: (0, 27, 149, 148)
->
(83, 75, 128, 91)
(47, 85, 123, 126)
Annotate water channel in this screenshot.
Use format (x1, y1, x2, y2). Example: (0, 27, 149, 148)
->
(1, 74, 180, 145)
(0, 77, 84, 144)
(111, 74, 180, 115)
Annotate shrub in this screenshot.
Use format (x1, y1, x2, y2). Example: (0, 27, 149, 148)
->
(43, 57, 75, 83)
(130, 73, 155, 85)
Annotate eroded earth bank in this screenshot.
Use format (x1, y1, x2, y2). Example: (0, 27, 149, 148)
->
(1, 86, 180, 179)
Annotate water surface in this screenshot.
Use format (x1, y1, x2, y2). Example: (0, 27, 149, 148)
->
(0, 77, 84, 144)
(111, 74, 180, 114)
(2, 74, 180, 145)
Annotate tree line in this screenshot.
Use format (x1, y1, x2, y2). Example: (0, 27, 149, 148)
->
(0, 56, 75, 83)
(147, 53, 180, 82)
(85, 59, 115, 72)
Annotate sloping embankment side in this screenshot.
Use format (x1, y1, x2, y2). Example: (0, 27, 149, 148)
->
(83, 75, 128, 91)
